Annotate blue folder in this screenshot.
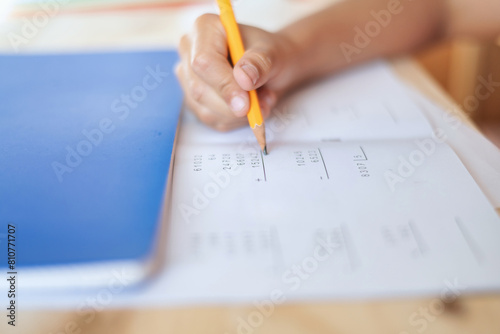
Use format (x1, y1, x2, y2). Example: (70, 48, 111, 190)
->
(0, 50, 182, 268)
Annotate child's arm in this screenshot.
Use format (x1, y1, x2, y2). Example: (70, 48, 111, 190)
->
(176, 0, 500, 131)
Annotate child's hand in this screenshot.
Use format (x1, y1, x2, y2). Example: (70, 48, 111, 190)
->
(176, 14, 299, 131)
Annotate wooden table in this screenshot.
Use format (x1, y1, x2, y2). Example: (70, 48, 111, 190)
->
(1, 3, 499, 334)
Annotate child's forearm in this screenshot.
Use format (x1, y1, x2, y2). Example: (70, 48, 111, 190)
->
(279, 0, 472, 87)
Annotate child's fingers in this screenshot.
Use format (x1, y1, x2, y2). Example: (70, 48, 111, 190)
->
(257, 88, 277, 118)
(177, 14, 287, 131)
(190, 14, 249, 117)
(175, 61, 249, 132)
(233, 46, 277, 92)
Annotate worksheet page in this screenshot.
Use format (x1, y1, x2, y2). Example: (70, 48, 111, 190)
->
(165, 140, 500, 303)
(19, 61, 500, 308)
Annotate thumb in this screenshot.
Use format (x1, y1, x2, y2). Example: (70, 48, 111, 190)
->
(233, 48, 276, 91)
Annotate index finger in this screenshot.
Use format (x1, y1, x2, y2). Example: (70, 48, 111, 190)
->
(190, 14, 250, 117)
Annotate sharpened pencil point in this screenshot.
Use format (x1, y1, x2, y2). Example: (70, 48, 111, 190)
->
(263, 146, 268, 155)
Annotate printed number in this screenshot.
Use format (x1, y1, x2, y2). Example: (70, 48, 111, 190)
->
(193, 155, 203, 171)
(308, 150, 319, 163)
(294, 151, 306, 167)
(356, 162, 370, 177)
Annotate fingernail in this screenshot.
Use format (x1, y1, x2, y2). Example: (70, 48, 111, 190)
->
(230, 95, 247, 115)
(241, 64, 259, 85)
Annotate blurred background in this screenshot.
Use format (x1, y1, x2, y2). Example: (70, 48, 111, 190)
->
(417, 39, 500, 148)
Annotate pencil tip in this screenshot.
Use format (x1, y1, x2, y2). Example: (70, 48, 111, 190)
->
(263, 146, 268, 155)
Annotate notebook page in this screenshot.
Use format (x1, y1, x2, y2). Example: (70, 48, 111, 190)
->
(157, 140, 500, 303)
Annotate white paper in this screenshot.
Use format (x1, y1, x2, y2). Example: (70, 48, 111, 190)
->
(402, 87, 500, 207)
(14, 61, 500, 310)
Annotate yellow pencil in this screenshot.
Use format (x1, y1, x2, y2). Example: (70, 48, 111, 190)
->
(216, 0, 267, 155)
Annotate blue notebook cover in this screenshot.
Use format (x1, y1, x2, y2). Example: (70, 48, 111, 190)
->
(0, 50, 183, 267)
